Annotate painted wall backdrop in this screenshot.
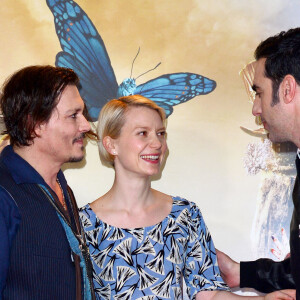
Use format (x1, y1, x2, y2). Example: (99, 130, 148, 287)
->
(1, 0, 300, 294)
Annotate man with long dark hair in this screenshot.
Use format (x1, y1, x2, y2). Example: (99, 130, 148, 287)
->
(0, 65, 95, 299)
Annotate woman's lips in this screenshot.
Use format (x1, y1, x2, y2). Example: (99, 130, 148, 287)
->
(140, 154, 160, 164)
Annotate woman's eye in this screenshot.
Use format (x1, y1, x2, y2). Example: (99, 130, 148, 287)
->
(138, 131, 147, 136)
(158, 131, 166, 136)
(71, 113, 77, 119)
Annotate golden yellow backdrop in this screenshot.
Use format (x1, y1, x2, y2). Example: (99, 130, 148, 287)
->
(1, 1, 300, 294)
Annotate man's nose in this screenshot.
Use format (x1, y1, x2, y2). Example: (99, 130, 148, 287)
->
(252, 98, 262, 116)
(80, 115, 91, 132)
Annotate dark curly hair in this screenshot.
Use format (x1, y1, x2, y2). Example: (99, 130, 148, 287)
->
(0, 65, 96, 147)
(255, 28, 300, 105)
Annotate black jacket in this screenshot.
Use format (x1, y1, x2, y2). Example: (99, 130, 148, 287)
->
(240, 156, 300, 297)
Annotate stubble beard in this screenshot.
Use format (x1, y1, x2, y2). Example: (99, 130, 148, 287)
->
(268, 122, 290, 144)
(68, 133, 86, 162)
(68, 145, 85, 163)
(68, 156, 84, 163)
(267, 94, 290, 143)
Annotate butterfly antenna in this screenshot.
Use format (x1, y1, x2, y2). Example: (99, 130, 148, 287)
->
(135, 62, 161, 80)
(130, 47, 141, 78)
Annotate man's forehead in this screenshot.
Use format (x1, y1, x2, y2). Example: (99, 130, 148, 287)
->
(254, 58, 266, 75)
(57, 85, 84, 109)
(252, 58, 266, 85)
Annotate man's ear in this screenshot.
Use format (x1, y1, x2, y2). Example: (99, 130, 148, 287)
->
(281, 75, 297, 104)
(34, 125, 42, 137)
(103, 136, 118, 155)
(31, 117, 43, 138)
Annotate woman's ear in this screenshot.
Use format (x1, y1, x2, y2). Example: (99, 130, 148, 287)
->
(103, 136, 118, 155)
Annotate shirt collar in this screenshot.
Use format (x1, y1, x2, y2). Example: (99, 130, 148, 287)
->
(0, 145, 66, 187)
(295, 149, 300, 176)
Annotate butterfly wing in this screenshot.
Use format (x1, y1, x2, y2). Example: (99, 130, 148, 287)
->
(134, 73, 216, 117)
(46, 0, 118, 121)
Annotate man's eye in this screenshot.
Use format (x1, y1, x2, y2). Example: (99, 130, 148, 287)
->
(71, 113, 77, 119)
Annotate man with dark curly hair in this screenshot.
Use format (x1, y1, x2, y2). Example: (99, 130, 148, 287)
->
(217, 28, 300, 298)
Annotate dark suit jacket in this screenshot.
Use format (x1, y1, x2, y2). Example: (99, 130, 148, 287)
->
(240, 156, 300, 298)
(0, 146, 77, 299)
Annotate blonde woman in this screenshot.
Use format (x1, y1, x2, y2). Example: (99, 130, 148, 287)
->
(79, 95, 295, 300)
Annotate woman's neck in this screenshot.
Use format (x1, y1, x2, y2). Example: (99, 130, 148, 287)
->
(90, 172, 172, 229)
(108, 174, 153, 211)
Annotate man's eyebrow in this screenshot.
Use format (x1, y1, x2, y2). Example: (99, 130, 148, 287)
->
(65, 107, 82, 114)
(252, 84, 258, 92)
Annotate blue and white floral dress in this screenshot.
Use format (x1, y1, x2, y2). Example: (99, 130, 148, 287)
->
(79, 196, 229, 300)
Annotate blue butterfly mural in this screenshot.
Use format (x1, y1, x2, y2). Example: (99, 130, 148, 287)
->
(46, 0, 216, 121)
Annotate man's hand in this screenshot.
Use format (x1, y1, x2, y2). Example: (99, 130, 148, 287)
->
(265, 289, 296, 300)
(216, 249, 240, 288)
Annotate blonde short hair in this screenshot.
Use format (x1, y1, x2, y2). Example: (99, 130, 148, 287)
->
(97, 95, 166, 167)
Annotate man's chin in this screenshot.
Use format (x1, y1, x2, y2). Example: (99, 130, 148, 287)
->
(268, 132, 289, 144)
(68, 155, 84, 163)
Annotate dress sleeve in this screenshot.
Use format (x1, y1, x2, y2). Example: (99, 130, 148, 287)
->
(184, 202, 229, 298)
(0, 187, 20, 297)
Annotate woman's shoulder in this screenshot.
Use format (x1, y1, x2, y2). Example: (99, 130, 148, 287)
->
(152, 190, 197, 208)
(78, 203, 98, 231)
(171, 196, 199, 211)
(79, 203, 91, 213)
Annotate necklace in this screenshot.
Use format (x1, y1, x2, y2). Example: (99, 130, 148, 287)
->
(56, 179, 68, 211)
